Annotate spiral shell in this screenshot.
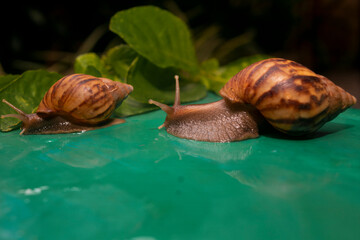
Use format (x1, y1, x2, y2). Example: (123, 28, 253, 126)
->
(219, 58, 357, 135)
(37, 74, 133, 125)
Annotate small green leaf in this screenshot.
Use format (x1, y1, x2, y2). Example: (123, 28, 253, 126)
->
(127, 56, 206, 104)
(110, 6, 199, 72)
(84, 66, 102, 77)
(102, 45, 138, 82)
(218, 54, 270, 79)
(114, 96, 158, 117)
(74, 53, 107, 78)
(198, 54, 269, 93)
(196, 58, 221, 90)
(0, 70, 62, 132)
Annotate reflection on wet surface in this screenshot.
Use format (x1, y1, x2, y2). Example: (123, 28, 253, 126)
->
(1, 93, 360, 240)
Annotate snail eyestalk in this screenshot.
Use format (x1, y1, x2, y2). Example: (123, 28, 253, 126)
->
(149, 75, 183, 129)
(174, 75, 180, 107)
(1, 99, 28, 123)
(148, 99, 174, 115)
(148, 75, 181, 115)
(1, 99, 39, 135)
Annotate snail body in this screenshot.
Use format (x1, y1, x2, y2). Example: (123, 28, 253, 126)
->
(1, 74, 133, 135)
(149, 58, 356, 142)
(149, 77, 263, 142)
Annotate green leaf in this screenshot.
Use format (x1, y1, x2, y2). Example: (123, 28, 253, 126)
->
(74, 53, 106, 78)
(0, 74, 20, 91)
(102, 45, 138, 82)
(196, 58, 222, 91)
(198, 54, 269, 93)
(110, 6, 199, 72)
(0, 70, 62, 132)
(127, 56, 206, 104)
(114, 96, 158, 117)
(218, 54, 270, 79)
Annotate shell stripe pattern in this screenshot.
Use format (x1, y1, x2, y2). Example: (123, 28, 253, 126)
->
(220, 58, 356, 135)
(38, 74, 118, 124)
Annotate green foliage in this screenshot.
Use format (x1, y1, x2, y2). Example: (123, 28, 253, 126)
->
(0, 5, 268, 132)
(73, 53, 105, 77)
(103, 45, 138, 82)
(0, 70, 62, 131)
(0, 74, 20, 91)
(73, 47, 207, 116)
(110, 6, 199, 72)
(126, 56, 206, 104)
(197, 54, 270, 93)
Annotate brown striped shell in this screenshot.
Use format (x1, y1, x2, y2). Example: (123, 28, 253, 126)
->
(219, 58, 357, 135)
(37, 74, 133, 125)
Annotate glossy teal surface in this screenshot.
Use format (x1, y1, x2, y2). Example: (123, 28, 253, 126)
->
(1, 93, 360, 240)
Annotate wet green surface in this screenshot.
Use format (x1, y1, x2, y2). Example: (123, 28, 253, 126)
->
(1, 93, 360, 240)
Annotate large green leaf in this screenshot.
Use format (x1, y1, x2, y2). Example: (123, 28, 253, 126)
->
(127, 56, 206, 104)
(110, 6, 199, 72)
(0, 70, 62, 132)
(0, 74, 20, 91)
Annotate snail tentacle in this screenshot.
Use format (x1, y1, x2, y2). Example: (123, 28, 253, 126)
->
(148, 75, 181, 115)
(1, 99, 29, 125)
(173, 75, 181, 107)
(148, 99, 174, 115)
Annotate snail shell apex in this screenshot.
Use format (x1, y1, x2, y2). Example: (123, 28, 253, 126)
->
(37, 74, 133, 125)
(219, 58, 356, 135)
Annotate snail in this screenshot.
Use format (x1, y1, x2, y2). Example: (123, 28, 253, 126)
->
(1, 74, 133, 135)
(149, 58, 357, 142)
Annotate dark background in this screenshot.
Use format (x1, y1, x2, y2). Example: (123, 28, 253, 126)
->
(0, 0, 359, 107)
